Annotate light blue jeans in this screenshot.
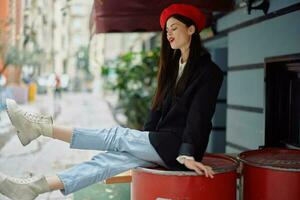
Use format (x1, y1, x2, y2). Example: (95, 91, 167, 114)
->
(57, 126, 166, 195)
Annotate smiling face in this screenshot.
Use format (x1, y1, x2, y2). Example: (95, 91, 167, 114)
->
(166, 17, 195, 50)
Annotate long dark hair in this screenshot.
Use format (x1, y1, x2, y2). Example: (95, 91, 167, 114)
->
(152, 14, 208, 110)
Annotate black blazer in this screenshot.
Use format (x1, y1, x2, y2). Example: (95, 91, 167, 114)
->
(144, 52, 224, 170)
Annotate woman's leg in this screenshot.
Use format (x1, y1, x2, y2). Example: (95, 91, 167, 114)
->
(70, 126, 167, 167)
(52, 126, 73, 143)
(56, 151, 156, 195)
(0, 151, 156, 199)
(6, 98, 166, 166)
(46, 176, 64, 191)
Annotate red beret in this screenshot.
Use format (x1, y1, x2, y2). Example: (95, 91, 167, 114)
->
(160, 3, 206, 31)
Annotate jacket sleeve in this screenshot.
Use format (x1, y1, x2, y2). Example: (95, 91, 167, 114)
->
(178, 67, 224, 157)
(143, 107, 162, 131)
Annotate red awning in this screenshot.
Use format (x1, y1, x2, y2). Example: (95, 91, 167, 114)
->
(93, 0, 235, 33)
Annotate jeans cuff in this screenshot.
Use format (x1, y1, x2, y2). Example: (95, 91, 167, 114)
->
(69, 128, 79, 149)
(56, 173, 71, 196)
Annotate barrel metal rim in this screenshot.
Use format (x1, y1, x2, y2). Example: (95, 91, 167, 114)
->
(133, 166, 237, 176)
(237, 148, 300, 172)
(237, 157, 300, 172)
(133, 154, 239, 176)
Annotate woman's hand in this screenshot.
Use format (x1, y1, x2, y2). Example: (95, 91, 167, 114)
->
(183, 159, 215, 178)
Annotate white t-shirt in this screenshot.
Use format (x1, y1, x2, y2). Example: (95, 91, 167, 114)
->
(175, 57, 195, 164)
(176, 57, 186, 84)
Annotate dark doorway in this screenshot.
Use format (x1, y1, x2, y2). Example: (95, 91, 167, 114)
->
(264, 53, 300, 149)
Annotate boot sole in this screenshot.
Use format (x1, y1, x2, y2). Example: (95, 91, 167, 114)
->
(6, 99, 31, 146)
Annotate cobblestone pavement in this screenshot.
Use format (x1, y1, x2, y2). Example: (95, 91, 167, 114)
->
(0, 91, 118, 200)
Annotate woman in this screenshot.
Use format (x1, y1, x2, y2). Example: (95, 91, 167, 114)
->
(0, 3, 223, 200)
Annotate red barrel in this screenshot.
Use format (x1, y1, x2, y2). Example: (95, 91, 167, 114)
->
(238, 148, 300, 200)
(131, 154, 238, 200)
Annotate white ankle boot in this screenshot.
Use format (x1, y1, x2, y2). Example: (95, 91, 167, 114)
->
(6, 99, 53, 146)
(0, 174, 51, 200)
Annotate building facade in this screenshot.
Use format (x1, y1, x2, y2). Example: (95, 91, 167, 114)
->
(204, 0, 300, 153)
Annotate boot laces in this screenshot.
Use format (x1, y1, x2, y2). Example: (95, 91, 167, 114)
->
(24, 112, 47, 122)
(9, 176, 40, 184)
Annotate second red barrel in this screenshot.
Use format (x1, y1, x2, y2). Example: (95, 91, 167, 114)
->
(238, 148, 300, 200)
